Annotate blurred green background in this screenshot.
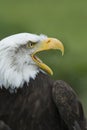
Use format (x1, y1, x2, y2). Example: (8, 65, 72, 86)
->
(0, 0, 87, 115)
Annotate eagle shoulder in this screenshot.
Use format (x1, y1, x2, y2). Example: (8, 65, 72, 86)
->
(52, 80, 87, 130)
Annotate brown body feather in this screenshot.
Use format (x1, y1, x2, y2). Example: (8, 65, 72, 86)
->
(0, 72, 86, 130)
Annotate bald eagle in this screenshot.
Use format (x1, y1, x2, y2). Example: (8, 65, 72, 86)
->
(0, 33, 86, 130)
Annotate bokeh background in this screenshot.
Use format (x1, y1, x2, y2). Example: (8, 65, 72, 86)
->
(0, 0, 87, 115)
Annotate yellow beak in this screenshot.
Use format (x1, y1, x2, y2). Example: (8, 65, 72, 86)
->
(31, 38, 64, 75)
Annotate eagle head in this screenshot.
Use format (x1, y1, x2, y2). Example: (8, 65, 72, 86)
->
(0, 33, 64, 90)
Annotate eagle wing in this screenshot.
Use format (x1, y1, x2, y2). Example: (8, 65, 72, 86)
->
(52, 80, 87, 130)
(0, 121, 11, 130)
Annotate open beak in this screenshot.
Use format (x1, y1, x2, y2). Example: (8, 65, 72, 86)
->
(31, 38, 64, 75)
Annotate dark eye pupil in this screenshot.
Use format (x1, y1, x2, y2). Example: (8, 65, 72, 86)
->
(29, 41, 35, 47)
(30, 43, 33, 46)
(27, 41, 37, 48)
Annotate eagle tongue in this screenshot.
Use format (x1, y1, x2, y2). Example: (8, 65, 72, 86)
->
(33, 55, 43, 63)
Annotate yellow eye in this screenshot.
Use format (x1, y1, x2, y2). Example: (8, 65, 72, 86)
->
(27, 41, 38, 48)
(30, 42, 33, 47)
(27, 41, 35, 48)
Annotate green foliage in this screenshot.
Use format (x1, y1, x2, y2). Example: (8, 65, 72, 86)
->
(0, 0, 87, 114)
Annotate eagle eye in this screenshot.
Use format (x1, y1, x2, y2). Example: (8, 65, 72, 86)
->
(27, 41, 37, 48)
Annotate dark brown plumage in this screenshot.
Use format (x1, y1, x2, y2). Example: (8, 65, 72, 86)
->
(0, 72, 87, 130)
